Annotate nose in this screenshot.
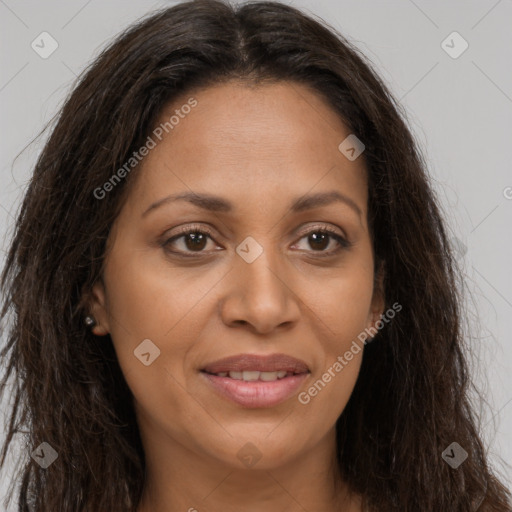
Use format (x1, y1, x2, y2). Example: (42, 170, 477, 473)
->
(219, 244, 301, 335)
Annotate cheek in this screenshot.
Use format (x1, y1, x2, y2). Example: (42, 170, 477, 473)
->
(305, 263, 375, 340)
(101, 254, 210, 437)
(297, 352, 362, 441)
(103, 246, 218, 340)
(297, 279, 369, 423)
(99, 254, 182, 378)
(101, 246, 231, 402)
(296, 262, 373, 414)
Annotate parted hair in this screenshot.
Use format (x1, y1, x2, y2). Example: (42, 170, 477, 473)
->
(1, 1, 511, 510)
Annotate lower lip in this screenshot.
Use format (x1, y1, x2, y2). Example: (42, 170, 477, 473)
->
(200, 372, 309, 408)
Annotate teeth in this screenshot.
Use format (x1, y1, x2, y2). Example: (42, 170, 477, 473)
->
(242, 371, 260, 381)
(260, 371, 279, 381)
(259, 371, 289, 380)
(213, 370, 293, 381)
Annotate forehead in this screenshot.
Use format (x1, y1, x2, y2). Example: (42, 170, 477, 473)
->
(128, 80, 368, 217)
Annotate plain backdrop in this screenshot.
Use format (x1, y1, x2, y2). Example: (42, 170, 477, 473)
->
(1, 0, 511, 508)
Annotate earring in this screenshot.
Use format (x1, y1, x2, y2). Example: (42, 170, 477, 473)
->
(84, 315, 97, 328)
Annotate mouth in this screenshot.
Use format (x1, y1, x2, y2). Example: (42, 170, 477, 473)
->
(200, 353, 310, 408)
(202, 369, 299, 381)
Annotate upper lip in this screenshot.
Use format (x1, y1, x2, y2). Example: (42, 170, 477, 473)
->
(202, 353, 310, 374)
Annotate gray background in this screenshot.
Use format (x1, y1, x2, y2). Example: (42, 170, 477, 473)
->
(1, 0, 511, 507)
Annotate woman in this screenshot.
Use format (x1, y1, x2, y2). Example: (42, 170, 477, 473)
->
(1, 0, 510, 510)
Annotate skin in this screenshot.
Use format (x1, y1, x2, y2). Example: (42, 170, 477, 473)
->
(89, 80, 384, 512)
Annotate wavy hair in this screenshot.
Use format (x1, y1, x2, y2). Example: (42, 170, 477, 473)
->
(1, 0, 511, 510)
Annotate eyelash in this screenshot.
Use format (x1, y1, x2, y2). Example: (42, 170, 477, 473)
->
(161, 223, 352, 258)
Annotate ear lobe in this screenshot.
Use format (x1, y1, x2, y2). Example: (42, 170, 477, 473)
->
(87, 279, 111, 336)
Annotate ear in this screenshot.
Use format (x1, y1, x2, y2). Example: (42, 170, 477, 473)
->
(366, 260, 385, 332)
(87, 279, 111, 336)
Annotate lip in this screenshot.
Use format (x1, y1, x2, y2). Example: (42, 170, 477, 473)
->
(201, 353, 310, 374)
(200, 353, 310, 408)
(201, 372, 309, 408)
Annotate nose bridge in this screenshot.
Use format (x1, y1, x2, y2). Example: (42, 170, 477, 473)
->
(236, 234, 286, 302)
(221, 233, 299, 332)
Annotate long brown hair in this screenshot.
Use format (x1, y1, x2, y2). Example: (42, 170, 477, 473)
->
(1, 1, 510, 510)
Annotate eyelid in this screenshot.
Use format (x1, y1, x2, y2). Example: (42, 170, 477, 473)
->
(169, 223, 215, 237)
(295, 222, 346, 239)
(161, 222, 352, 256)
(291, 224, 353, 255)
(165, 222, 346, 240)
(162, 223, 218, 251)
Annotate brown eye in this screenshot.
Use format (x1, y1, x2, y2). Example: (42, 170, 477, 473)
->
(307, 232, 330, 251)
(162, 226, 218, 256)
(180, 232, 209, 251)
(294, 227, 351, 256)
(161, 224, 351, 259)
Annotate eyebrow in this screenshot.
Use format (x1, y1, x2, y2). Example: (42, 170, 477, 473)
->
(141, 190, 362, 218)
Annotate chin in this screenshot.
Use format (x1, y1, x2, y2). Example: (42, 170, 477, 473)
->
(203, 430, 308, 470)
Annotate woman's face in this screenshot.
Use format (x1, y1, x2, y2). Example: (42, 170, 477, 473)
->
(91, 80, 384, 471)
